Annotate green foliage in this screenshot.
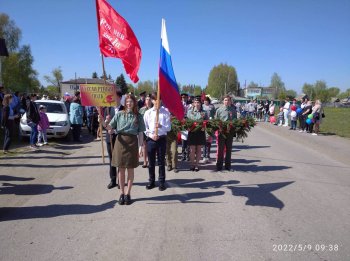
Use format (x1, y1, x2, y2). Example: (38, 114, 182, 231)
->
(116, 74, 128, 94)
(207, 63, 238, 98)
(278, 91, 286, 101)
(248, 81, 259, 88)
(337, 88, 350, 99)
(302, 81, 339, 102)
(136, 80, 153, 96)
(92, 72, 98, 78)
(193, 85, 202, 96)
(285, 89, 297, 99)
(2, 45, 40, 92)
(170, 117, 256, 141)
(41, 85, 60, 98)
(44, 67, 63, 90)
(127, 83, 135, 95)
(0, 13, 21, 52)
(1, 14, 39, 93)
(328, 87, 340, 98)
(270, 73, 286, 99)
(302, 83, 315, 100)
(181, 84, 202, 96)
(321, 108, 350, 138)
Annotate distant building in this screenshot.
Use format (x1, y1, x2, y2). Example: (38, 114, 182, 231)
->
(60, 78, 114, 97)
(242, 87, 276, 99)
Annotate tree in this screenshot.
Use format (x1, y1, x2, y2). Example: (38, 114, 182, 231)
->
(302, 83, 315, 100)
(270, 73, 285, 99)
(136, 80, 153, 96)
(337, 88, 350, 99)
(285, 89, 297, 99)
(127, 83, 135, 95)
(247, 81, 259, 88)
(116, 74, 128, 94)
(44, 67, 63, 94)
(328, 87, 340, 98)
(193, 85, 202, 96)
(0, 13, 21, 52)
(2, 45, 40, 92)
(182, 84, 194, 95)
(1, 13, 39, 92)
(92, 72, 98, 78)
(46, 85, 60, 98)
(207, 63, 238, 98)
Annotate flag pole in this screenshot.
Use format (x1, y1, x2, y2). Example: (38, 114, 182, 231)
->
(99, 54, 107, 164)
(155, 80, 161, 136)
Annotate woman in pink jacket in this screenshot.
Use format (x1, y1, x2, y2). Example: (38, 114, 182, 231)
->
(37, 105, 50, 145)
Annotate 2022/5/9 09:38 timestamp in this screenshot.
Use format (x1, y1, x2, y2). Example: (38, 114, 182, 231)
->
(273, 244, 339, 252)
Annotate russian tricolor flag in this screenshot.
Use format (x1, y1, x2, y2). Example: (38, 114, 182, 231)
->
(159, 19, 184, 120)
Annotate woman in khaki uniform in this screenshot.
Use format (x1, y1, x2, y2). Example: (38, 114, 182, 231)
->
(105, 94, 145, 205)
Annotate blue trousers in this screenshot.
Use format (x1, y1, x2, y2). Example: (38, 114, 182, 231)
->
(30, 123, 38, 145)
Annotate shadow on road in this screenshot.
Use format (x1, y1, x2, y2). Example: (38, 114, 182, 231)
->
(233, 164, 292, 172)
(0, 155, 103, 160)
(234, 153, 350, 169)
(167, 178, 240, 189)
(135, 191, 225, 204)
(0, 183, 73, 195)
(0, 200, 117, 222)
(0, 175, 35, 182)
(0, 163, 108, 168)
(227, 181, 295, 210)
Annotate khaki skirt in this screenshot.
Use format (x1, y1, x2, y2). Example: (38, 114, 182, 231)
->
(112, 134, 138, 168)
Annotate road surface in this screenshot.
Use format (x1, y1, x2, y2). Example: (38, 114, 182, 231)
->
(1, 123, 349, 261)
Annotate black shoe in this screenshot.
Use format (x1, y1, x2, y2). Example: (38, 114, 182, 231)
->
(216, 167, 223, 172)
(146, 183, 155, 190)
(225, 167, 234, 172)
(194, 167, 199, 172)
(118, 194, 125, 205)
(190, 166, 195, 171)
(167, 165, 172, 171)
(174, 168, 179, 173)
(159, 184, 166, 191)
(107, 181, 117, 189)
(124, 194, 131, 205)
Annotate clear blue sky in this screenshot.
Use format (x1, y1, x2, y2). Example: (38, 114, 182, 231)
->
(2, 0, 350, 93)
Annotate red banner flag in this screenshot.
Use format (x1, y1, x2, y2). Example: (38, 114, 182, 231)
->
(96, 0, 142, 83)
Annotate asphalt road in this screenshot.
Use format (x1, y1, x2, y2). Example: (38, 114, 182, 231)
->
(0, 123, 349, 261)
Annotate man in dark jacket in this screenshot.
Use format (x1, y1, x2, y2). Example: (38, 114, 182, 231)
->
(27, 93, 40, 149)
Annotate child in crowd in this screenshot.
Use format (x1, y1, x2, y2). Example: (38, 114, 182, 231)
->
(37, 105, 49, 146)
(290, 108, 297, 130)
(277, 107, 284, 126)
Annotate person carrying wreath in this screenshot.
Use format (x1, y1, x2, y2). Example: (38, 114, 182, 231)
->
(104, 94, 145, 205)
(187, 96, 208, 171)
(215, 95, 237, 171)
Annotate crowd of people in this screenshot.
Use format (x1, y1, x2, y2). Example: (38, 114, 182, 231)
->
(99, 92, 238, 205)
(5, 86, 327, 206)
(234, 97, 325, 135)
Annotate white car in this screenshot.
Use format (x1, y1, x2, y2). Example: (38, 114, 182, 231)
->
(211, 98, 220, 104)
(20, 100, 71, 138)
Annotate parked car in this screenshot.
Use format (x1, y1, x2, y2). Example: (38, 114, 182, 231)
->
(20, 100, 70, 138)
(211, 98, 220, 104)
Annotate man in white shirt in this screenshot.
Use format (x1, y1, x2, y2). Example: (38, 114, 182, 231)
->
(283, 98, 290, 127)
(143, 93, 171, 191)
